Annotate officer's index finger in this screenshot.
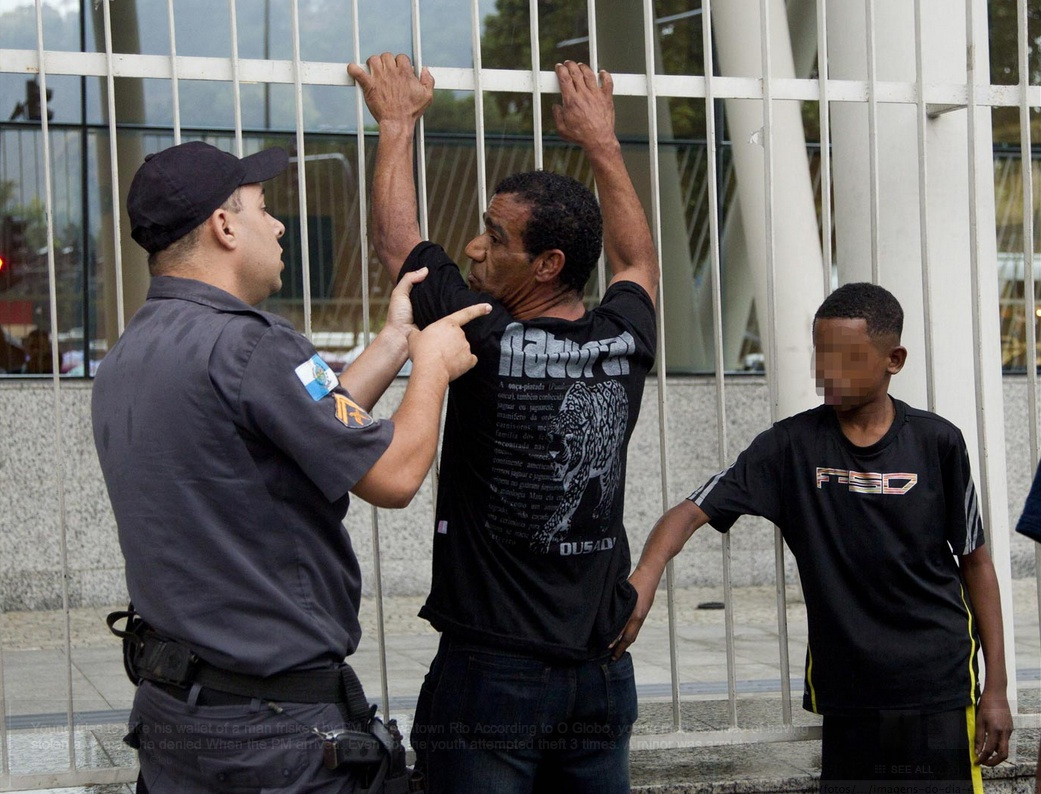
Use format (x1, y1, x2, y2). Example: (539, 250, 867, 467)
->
(446, 302, 492, 327)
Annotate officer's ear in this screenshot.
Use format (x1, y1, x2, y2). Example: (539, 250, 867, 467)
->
(208, 206, 238, 251)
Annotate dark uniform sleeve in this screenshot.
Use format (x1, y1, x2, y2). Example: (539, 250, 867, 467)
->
(942, 428, 985, 555)
(1017, 460, 1041, 542)
(688, 425, 787, 532)
(231, 322, 394, 503)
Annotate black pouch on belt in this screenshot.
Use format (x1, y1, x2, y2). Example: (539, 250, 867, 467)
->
(106, 604, 199, 687)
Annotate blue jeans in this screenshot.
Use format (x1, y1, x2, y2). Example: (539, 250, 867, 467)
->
(411, 634, 638, 794)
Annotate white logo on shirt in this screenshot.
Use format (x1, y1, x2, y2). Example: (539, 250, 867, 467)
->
(498, 323, 635, 379)
(815, 467, 918, 495)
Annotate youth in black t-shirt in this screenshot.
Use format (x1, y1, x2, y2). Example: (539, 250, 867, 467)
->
(689, 398, 981, 714)
(617, 283, 1012, 791)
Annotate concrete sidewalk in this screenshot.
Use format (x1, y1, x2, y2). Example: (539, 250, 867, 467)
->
(3, 583, 1041, 792)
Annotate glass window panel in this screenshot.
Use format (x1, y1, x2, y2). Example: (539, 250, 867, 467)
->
(176, 79, 237, 130)
(421, 0, 497, 69)
(171, 0, 233, 58)
(0, 1, 83, 51)
(996, 109, 1041, 372)
(301, 83, 356, 134)
(423, 124, 481, 264)
(655, 0, 704, 76)
(263, 135, 374, 344)
(485, 133, 537, 191)
(594, 0, 647, 75)
(357, 0, 412, 61)
(482, 0, 532, 70)
(483, 90, 532, 137)
(539, 1, 589, 69)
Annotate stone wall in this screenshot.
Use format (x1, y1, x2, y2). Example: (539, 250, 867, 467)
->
(1, 376, 1038, 610)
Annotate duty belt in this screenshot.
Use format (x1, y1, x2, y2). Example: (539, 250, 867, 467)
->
(105, 607, 371, 721)
(107, 606, 418, 793)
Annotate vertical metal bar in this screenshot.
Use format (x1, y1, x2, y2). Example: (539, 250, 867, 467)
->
(166, 0, 181, 145)
(411, 0, 429, 241)
(702, 0, 738, 729)
(412, 0, 441, 505)
(816, 0, 833, 298)
(0, 625, 6, 776)
(865, 0, 881, 284)
(964, 0, 1016, 707)
(101, 0, 126, 334)
(758, 0, 793, 726)
(350, 0, 391, 722)
(913, 0, 936, 413)
(640, 0, 676, 732)
(586, 0, 599, 73)
(289, 0, 312, 338)
(529, 0, 543, 170)
(470, 0, 488, 214)
(1015, 0, 1041, 652)
(80, 6, 91, 379)
(34, 0, 76, 770)
(586, 0, 607, 298)
(228, 0, 244, 156)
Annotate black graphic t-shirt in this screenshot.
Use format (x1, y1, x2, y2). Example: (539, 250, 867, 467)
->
(401, 242, 657, 660)
(691, 399, 984, 714)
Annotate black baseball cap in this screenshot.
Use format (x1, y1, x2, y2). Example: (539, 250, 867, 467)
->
(127, 141, 288, 254)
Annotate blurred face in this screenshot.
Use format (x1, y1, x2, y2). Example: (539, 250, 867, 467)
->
(812, 317, 901, 410)
(234, 184, 286, 303)
(463, 192, 536, 307)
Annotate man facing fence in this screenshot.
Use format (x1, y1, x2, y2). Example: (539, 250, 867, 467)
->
(349, 53, 659, 793)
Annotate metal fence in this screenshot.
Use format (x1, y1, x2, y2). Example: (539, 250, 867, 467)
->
(0, 0, 1039, 789)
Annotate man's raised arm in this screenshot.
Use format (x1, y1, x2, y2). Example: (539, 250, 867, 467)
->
(347, 52, 433, 280)
(552, 60, 659, 303)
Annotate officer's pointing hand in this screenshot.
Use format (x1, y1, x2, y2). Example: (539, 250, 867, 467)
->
(410, 302, 491, 382)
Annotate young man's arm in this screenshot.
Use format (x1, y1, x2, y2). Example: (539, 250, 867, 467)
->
(347, 52, 433, 281)
(610, 498, 711, 659)
(552, 60, 659, 303)
(960, 545, 1013, 767)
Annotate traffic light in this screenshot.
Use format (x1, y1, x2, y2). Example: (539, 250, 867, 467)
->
(24, 79, 53, 122)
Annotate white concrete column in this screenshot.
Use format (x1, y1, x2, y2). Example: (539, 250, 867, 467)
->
(712, 0, 825, 417)
(828, 0, 1015, 706)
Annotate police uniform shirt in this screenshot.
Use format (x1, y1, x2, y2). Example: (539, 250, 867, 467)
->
(690, 399, 984, 714)
(398, 241, 657, 661)
(92, 276, 393, 677)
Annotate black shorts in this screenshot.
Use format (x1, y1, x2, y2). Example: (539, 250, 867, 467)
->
(820, 706, 980, 794)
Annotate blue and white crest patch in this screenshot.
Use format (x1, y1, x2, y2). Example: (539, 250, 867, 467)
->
(295, 354, 337, 401)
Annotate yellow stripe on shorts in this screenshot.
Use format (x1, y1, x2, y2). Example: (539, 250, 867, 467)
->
(965, 705, 983, 794)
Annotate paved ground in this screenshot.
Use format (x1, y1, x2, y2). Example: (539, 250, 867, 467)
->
(3, 582, 1041, 792)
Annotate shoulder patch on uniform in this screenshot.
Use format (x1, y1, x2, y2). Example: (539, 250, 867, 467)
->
(295, 354, 337, 401)
(333, 393, 375, 429)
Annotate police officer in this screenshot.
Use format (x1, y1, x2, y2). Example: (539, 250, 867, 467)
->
(92, 141, 489, 793)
